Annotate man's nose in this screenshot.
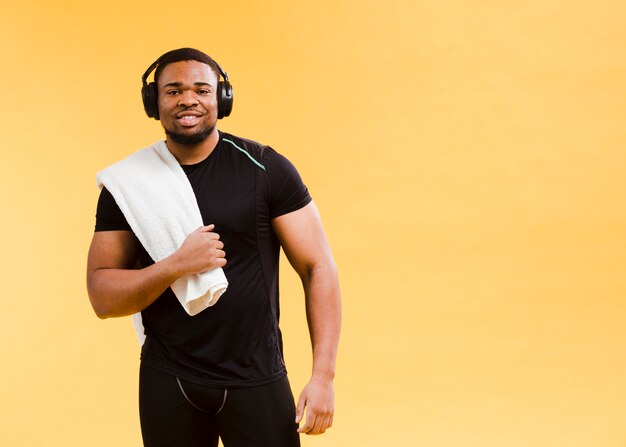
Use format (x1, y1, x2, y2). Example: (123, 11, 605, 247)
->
(178, 91, 199, 107)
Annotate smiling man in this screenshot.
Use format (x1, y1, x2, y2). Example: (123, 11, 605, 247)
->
(159, 62, 218, 149)
(86, 48, 341, 447)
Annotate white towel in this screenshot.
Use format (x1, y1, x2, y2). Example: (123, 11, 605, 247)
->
(96, 140, 228, 344)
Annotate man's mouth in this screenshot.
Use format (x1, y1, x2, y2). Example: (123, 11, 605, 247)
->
(176, 113, 203, 127)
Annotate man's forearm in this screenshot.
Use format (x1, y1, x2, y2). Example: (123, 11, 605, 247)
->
(87, 225, 226, 319)
(87, 256, 182, 318)
(303, 263, 342, 380)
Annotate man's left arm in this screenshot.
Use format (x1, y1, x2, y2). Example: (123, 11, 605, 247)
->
(272, 201, 342, 435)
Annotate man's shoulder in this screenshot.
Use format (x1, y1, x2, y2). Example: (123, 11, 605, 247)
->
(100, 140, 166, 170)
(219, 132, 284, 171)
(220, 132, 270, 154)
(97, 140, 169, 184)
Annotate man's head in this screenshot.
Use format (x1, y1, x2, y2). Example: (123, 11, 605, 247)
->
(157, 59, 219, 147)
(141, 48, 233, 122)
(141, 48, 233, 147)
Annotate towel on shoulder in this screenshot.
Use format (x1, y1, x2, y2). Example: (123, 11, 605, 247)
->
(96, 140, 229, 343)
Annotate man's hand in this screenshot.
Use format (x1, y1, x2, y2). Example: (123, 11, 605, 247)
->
(295, 377, 335, 435)
(169, 224, 227, 276)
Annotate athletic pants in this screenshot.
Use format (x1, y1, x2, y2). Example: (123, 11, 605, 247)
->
(139, 363, 301, 447)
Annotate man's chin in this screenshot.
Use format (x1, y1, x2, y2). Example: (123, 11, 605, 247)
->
(165, 126, 214, 146)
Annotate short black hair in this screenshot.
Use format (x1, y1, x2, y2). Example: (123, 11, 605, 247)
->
(153, 47, 221, 84)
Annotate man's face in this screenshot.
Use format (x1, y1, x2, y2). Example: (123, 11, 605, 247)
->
(157, 60, 219, 146)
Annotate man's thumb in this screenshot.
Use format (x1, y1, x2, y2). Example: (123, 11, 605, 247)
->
(295, 395, 305, 423)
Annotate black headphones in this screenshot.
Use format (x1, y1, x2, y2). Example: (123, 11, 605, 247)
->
(141, 53, 234, 120)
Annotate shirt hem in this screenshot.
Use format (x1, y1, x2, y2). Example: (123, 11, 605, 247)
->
(140, 356, 287, 389)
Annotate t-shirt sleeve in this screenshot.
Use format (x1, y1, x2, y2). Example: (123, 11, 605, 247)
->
(264, 147, 313, 219)
(94, 186, 133, 232)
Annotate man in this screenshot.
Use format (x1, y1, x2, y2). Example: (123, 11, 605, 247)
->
(86, 48, 341, 447)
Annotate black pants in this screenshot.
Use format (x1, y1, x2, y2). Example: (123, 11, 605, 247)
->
(139, 364, 301, 447)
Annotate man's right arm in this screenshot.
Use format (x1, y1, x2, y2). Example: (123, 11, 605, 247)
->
(86, 225, 226, 319)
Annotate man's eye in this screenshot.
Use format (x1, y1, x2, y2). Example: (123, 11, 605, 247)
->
(198, 89, 210, 95)
(166, 90, 180, 95)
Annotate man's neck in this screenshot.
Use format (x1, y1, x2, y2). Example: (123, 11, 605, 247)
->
(165, 127, 220, 165)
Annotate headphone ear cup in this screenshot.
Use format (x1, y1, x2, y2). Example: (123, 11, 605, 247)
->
(142, 82, 160, 120)
(217, 80, 233, 119)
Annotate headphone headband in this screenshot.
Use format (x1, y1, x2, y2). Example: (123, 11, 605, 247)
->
(141, 56, 229, 87)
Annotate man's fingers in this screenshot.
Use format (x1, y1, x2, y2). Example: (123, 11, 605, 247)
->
(321, 414, 333, 433)
(299, 404, 333, 435)
(309, 411, 330, 435)
(194, 225, 220, 241)
(297, 411, 315, 434)
(315, 415, 328, 434)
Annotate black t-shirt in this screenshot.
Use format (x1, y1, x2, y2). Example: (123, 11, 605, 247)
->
(95, 132, 312, 387)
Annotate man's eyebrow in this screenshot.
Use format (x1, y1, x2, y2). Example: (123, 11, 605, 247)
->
(162, 81, 182, 88)
(162, 81, 213, 88)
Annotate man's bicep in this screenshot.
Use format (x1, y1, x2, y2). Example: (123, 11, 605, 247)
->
(272, 202, 334, 276)
(87, 230, 139, 272)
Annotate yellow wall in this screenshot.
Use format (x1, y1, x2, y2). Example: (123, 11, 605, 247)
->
(1, 1, 625, 446)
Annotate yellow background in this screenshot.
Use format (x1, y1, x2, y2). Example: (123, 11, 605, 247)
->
(1, 1, 625, 446)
